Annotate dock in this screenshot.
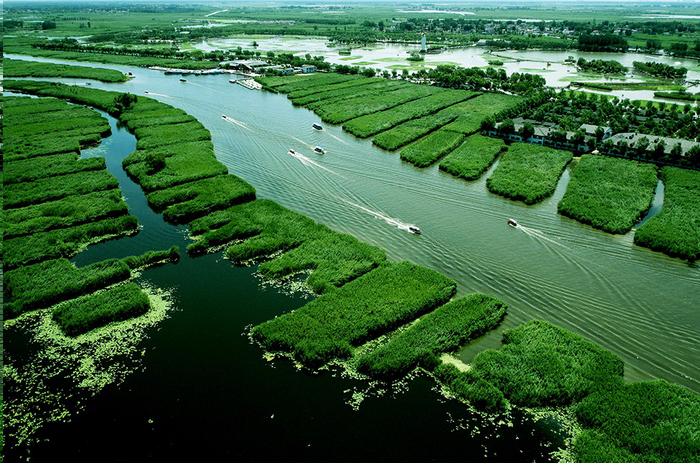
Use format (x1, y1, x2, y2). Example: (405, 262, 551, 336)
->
(232, 78, 262, 90)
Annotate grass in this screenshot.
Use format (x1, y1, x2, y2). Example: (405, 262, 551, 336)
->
(558, 155, 658, 234)
(372, 111, 458, 151)
(146, 175, 256, 224)
(442, 93, 522, 135)
(486, 143, 573, 205)
(121, 246, 181, 270)
(290, 80, 407, 107)
(4, 258, 132, 317)
(189, 199, 386, 294)
(4, 58, 129, 83)
(433, 363, 507, 413)
(342, 90, 477, 138)
(634, 167, 700, 261)
(251, 261, 457, 368)
(3, 216, 139, 270)
(4, 170, 120, 209)
(439, 134, 506, 181)
(400, 129, 466, 167)
(357, 293, 507, 380)
(469, 320, 624, 407)
(574, 380, 700, 462)
(52, 283, 151, 337)
(4, 190, 129, 239)
(4, 153, 105, 185)
(310, 85, 440, 125)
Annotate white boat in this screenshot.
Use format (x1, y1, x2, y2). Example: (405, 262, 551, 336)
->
(144, 90, 149, 94)
(408, 225, 422, 235)
(314, 146, 326, 154)
(507, 219, 518, 227)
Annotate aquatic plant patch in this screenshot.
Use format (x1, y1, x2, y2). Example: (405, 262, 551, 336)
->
(4, 189, 129, 239)
(290, 80, 407, 107)
(439, 134, 506, 181)
(5, 137, 82, 161)
(121, 247, 181, 270)
(124, 149, 228, 192)
(4, 154, 105, 185)
(4, 258, 132, 317)
(3, 170, 120, 209)
(634, 167, 700, 261)
(573, 380, 700, 463)
(3, 215, 139, 270)
(433, 363, 507, 413)
(442, 93, 522, 135)
(286, 77, 390, 100)
(134, 122, 212, 150)
(357, 293, 507, 380)
(342, 90, 477, 138)
(469, 320, 624, 407)
(372, 112, 458, 151)
(146, 175, 256, 224)
(486, 143, 572, 205)
(251, 261, 457, 368)
(4, 58, 129, 83)
(558, 155, 658, 234)
(400, 129, 466, 167)
(52, 283, 151, 337)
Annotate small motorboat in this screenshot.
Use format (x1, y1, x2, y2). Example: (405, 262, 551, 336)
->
(180, 78, 187, 82)
(312, 123, 323, 131)
(507, 219, 518, 228)
(144, 90, 149, 94)
(289, 149, 297, 155)
(314, 146, 326, 154)
(408, 225, 422, 235)
(222, 114, 227, 119)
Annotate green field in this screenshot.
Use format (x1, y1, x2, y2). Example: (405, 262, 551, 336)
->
(5, 58, 129, 83)
(558, 155, 659, 234)
(486, 143, 573, 205)
(634, 167, 700, 261)
(439, 134, 506, 181)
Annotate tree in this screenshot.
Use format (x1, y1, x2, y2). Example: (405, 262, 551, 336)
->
(113, 92, 137, 114)
(520, 122, 535, 140)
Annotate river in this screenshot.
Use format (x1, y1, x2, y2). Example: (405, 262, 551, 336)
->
(4, 55, 699, 460)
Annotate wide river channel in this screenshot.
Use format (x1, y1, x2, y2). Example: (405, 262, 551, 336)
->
(5, 55, 699, 460)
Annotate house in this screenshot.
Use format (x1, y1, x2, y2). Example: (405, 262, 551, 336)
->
(300, 65, 317, 74)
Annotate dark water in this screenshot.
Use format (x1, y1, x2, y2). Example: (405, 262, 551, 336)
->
(4, 94, 564, 461)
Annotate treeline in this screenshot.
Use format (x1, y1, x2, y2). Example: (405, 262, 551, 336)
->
(577, 58, 627, 75)
(578, 34, 629, 52)
(633, 61, 688, 79)
(418, 65, 546, 95)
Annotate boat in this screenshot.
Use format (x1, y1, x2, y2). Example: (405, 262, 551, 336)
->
(144, 90, 149, 94)
(314, 146, 326, 154)
(222, 114, 227, 119)
(507, 219, 518, 227)
(180, 78, 187, 82)
(408, 225, 422, 235)
(289, 149, 297, 155)
(312, 123, 323, 131)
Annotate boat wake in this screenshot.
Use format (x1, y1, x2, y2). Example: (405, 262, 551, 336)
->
(288, 149, 341, 176)
(342, 199, 416, 233)
(223, 115, 253, 131)
(144, 91, 171, 98)
(515, 224, 570, 250)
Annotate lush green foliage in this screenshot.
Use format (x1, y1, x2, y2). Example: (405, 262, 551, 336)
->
(469, 320, 624, 407)
(4, 258, 132, 317)
(4, 153, 105, 185)
(486, 143, 572, 204)
(4, 190, 129, 239)
(400, 129, 465, 167)
(3, 216, 139, 270)
(189, 199, 386, 293)
(343, 90, 476, 138)
(261, 73, 361, 93)
(5, 58, 128, 82)
(558, 155, 658, 234)
(574, 380, 700, 462)
(442, 93, 522, 135)
(134, 122, 212, 150)
(439, 135, 506, 181)
(372, 111, 458, 151)
(310, 85, 439, 124)
(146, 175, 256, 224)
(634, 167, 700, 260)
(4, 170, 120, 208)
(52, 283, 151, 336)
(633, 61, 687, 79)
(251, 262, 457, 368)
(357, 293, 507, 379)
(433, 363, 507, 413)
(121, 246, 180, 270)
(290, 80, 406, 107)
(577, 58, 627, 75)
